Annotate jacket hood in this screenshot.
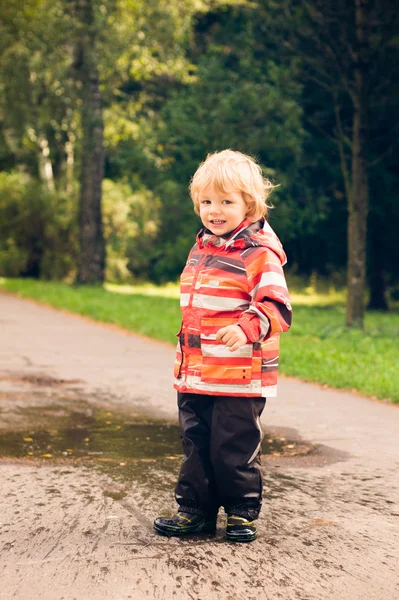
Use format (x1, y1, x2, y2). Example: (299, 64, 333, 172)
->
(197, 218, 287, 266)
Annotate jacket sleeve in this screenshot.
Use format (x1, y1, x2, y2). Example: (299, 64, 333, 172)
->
(237, 248, 292, 343)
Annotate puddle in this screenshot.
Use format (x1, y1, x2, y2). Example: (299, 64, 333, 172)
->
(0, 406, 315, 464)
(0, 409, 182, 462)
(0, 407, 183, 489)
(0, 403, 347, 498)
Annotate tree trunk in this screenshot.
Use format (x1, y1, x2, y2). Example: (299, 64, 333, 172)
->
(346, 104, 368, 326)
(345, 0, 369, 328)
(75, 0, 105, 284)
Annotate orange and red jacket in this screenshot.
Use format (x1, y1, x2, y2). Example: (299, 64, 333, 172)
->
(174, 218, 292, 397)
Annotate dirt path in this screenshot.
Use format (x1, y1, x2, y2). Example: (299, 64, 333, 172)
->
(0, 292, 398, 600)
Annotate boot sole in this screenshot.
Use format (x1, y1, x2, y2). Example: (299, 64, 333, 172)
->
(153, 522, 216, 537)
(226, 531, 257, 543)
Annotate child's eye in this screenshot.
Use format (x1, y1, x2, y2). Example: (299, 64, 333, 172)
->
(223, 200, 232, 204)
(201, 200, 211, 204)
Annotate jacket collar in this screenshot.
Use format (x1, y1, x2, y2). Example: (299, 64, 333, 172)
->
(197, 218, 257, 249)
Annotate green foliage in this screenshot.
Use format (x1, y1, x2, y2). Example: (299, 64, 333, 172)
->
(282, 304, 399, 401)
(0, 0, 397, 295)
(0, 0, 78, 182)
(102, 178, 161, 282)
(147, 1, 305, 280)
(0, 239, 28, 277)
(0, 171, 78, 279)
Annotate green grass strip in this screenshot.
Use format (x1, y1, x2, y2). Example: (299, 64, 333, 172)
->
(1, 278, 398, 403)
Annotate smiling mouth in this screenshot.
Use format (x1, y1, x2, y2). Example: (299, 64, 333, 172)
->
(210, 220, 226, 225)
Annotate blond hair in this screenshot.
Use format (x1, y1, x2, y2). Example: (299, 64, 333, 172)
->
(189, 149, 275, 221)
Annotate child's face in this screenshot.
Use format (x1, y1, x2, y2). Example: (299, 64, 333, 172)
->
(198, 185, 248, 236)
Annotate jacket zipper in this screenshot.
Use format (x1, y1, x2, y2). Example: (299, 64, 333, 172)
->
(175, 321, 183, 379)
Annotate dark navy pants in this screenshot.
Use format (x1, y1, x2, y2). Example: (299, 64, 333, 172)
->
(175, 392, 266, 520)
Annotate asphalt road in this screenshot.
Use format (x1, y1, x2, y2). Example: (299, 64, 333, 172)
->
(0, 292, 398, 600)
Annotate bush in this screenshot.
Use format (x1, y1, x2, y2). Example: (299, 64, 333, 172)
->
(0, 238, 28, 276)
(0, 171, 78, 280)
(102, 178, 161, 282)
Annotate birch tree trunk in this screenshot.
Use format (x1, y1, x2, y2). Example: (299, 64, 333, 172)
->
(65, 131, 75, 195)
(38, 135, 55, 191)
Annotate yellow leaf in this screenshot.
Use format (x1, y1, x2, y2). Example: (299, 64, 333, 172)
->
(23, 437, 33, 442)
(41, 453, 52, 458)
(311, 518, 337, 527)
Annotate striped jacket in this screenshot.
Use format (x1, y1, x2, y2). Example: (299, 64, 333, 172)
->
(174, 218, 292, 398)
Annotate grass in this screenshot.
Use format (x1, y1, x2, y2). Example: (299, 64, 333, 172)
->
(1, 277, 398, 404)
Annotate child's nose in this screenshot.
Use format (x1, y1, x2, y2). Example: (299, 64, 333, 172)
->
(210, 205, 222, 215)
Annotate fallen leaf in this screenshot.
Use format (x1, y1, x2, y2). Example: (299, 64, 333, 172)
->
(41, 454, 52, 458)
(23, 437, 33, 442)
(311, 518, 337, 527)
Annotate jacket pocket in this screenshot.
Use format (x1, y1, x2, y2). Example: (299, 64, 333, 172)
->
(173, 325, 183, 379)
(200, 317, 253, 385)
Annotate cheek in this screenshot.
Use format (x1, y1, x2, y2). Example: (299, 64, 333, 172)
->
(199, 207, 208, 220)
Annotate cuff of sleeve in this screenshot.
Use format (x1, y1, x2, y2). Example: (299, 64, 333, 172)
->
(237, 315, 261, 343)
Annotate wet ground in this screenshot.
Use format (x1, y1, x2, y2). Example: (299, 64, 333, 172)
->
(1, 293, 399, 599)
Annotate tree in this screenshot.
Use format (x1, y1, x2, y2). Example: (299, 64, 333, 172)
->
(290, 0, 398, 326)
(0, 0, 77, 188)
(150, 1, 304, 281)
(67, 0, 105, 283)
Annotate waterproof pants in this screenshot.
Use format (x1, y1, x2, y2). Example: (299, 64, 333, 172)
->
(175, 392, 266, 520)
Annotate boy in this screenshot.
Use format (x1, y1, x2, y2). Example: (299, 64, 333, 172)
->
(154, 150, 292, 542)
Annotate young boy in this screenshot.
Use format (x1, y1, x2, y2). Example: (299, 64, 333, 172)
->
(154, 150, 292, 542)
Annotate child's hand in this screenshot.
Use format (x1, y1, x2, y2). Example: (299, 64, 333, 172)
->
(215, 325, 248, 352)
